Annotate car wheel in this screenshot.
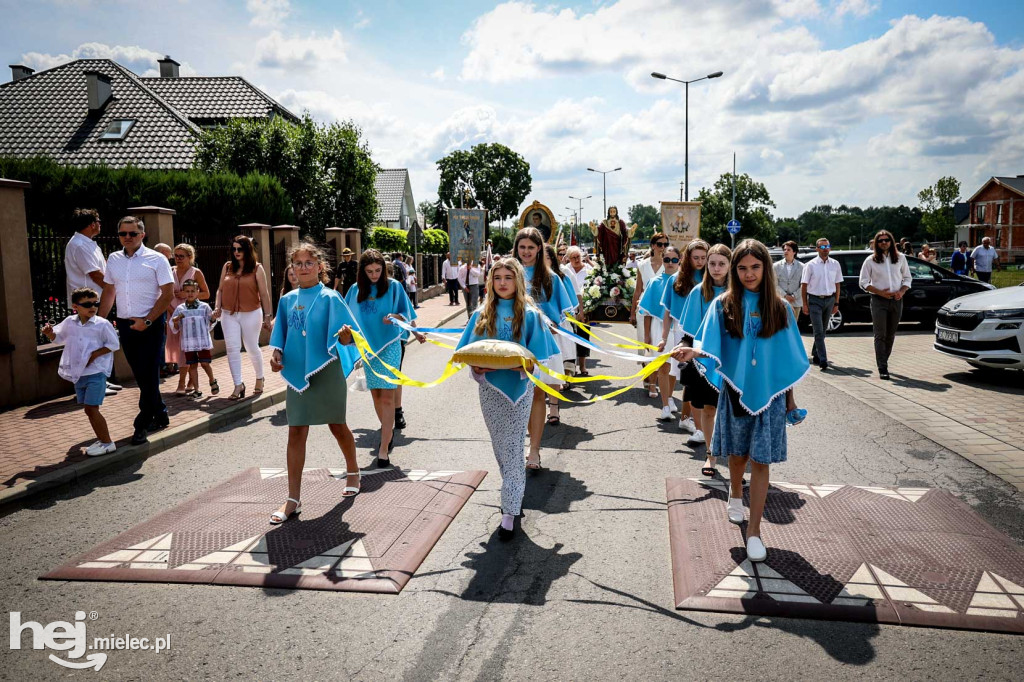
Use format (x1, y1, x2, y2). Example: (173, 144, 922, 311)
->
(826, 308, 844, 334)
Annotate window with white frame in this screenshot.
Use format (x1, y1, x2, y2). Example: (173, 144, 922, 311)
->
(977, 204, 986, 222)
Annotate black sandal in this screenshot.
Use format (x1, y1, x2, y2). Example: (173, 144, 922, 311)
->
(701, 466, 716, 478)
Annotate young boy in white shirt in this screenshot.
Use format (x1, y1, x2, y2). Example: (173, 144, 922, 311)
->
(41, 287, 120, 456)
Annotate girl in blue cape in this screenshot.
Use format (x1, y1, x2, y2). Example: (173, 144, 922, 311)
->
(674, 239, 809, 563)
(513, 227, 573, 470)
(268, 241, 363, 525)
(456, 258, 558, 540)
(544, 243, 579, 425)
(638, 245, 682, 421)
(659, 239, 709, 432)
(679, 243, 732, 477)
(344, 249, 425, 468)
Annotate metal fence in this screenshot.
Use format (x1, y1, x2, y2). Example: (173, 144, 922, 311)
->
(419, 254, 439, 288)
(28, 225, 120, 345)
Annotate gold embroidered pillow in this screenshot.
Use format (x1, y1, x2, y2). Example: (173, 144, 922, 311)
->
(452, 339, 535, 373)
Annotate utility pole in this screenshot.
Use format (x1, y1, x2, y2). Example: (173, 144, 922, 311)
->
(680, 181, 684, 201)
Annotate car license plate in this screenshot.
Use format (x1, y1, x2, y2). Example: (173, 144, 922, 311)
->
(937, 329, 959, 344)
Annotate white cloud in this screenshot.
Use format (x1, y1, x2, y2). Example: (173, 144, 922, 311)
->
(20, 43, 197, 76)
(834, 0, 878, 19)
(255, 30, 347, 71)
(247, 0, 290, 28)
(354, 9, 371, 30)
(430, 67, 445, 81)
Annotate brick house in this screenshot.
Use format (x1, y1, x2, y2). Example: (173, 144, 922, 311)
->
(962, 175, 1024, 263)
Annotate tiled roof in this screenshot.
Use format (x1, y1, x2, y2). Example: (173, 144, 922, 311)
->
(140, 77, 299, 123)
(375, 168, 409, 222)
(0, 59, 200, 169)
(995, 176, 1024, 197)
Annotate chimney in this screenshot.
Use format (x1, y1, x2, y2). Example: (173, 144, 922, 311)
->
(84, 71, 112, 112)
(157, 56, 180, 78)
(9, 64, 34, 81)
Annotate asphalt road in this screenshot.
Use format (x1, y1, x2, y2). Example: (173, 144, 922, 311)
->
(2, 337, 1022, 681)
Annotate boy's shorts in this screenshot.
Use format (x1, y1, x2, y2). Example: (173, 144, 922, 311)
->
(74, 372, 107, 406)
(185, 349, 213, 365)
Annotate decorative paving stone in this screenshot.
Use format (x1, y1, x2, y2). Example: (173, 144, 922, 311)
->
(667, 477, 1024, 634)
(42, 467, 486, 593)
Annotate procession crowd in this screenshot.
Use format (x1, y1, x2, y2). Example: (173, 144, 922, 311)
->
(49, 205, 943, 563)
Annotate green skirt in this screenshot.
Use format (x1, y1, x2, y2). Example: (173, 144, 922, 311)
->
(286, 359, 349, 426)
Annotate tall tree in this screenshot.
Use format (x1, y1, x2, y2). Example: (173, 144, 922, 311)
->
(418, 200, 438, 227)
(696, 173, 777, 245)
(628, 203, 660, 240)
(918, 176, 962, 241)
(436, 143, 532, 222)
(195, 113, 378, 240)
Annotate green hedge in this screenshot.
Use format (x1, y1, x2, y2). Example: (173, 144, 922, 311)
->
(420, 229, 449, 255)
(0, 156, 293, 235)
(368, 226, 408, 253)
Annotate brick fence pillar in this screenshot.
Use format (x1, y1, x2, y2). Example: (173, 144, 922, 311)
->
(126, 205, 176, 248)
(0, 179, 36, 408)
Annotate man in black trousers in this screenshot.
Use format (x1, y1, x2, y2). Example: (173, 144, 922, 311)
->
(98, 217, 174, 445)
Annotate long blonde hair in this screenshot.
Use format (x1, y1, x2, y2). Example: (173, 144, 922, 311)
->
(701, 243, 732, 302)
(475, 257, 531, 340)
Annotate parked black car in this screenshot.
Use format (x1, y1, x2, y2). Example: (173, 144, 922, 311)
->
(788, 250, 994, 332)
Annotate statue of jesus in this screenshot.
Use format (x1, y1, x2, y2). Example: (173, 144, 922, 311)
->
(597, 206, 630, 267)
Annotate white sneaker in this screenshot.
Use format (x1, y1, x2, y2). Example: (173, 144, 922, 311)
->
(85, 441, 116, 457)
(678, 416, 695, 433)
(727, 497, 745, 524)
(687, 429, 706, 444)
(657, 406, 674, 422)
(668, 398, 678, 413)
(106, 382, 122, 391)
(746, 535, 767, 562)
(105, 388, 117, 397)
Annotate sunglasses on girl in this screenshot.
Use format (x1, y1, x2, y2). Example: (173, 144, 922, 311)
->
(664, 257, 681, 263)
(653, 241, 669, 247)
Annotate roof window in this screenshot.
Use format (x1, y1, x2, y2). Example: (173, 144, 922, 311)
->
(99, 119, 135, 141)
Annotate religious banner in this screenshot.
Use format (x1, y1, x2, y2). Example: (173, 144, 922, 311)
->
(448, 208, 488, 266)
(660, 201, 701, 251)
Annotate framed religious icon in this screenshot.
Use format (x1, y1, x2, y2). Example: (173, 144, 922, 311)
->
(448, 208, 488, 266)
(518, 201, 557, 244)
(659, 201, 701, 251)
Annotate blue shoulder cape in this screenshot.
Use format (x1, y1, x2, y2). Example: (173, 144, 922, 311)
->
(523, 265, 574, 323)
(456, 298, 558, 401)
(660, 269, 703, 322)
(681, 284, 725, 339)
(344, 277, 417, 352)
(558, 272, 580, 309)
(637, 271, 670, 319)
(693, 289, 809, 414)
(269, 283, 361, 393)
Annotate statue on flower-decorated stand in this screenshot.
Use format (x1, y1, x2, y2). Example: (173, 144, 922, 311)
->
(596, 206, 635, 267)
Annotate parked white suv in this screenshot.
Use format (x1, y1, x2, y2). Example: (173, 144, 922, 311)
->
(934, 284, 1024, 370)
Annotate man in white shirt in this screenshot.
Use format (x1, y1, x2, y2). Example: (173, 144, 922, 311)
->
(458, 259, 484, 318)
(442, 252, 460, 305)
(99, 216, 174, 444)
(800, 237, 843, 371)
(970, 236, 1000, 283)
(625, 251, 638, 269)
(64, 208, 122, 394)
(859, 232, 912, 380)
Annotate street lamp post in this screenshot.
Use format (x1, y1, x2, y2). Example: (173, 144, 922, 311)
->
(586, 168, 621, 218)
(569, 194, 591, 243)
(650, 70, 723, 201)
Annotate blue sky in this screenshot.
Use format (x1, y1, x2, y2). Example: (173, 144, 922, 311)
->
(3, 0, 1024, 225)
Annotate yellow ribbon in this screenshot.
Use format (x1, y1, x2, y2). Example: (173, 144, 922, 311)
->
(566, 315, 660, 352)
(344, 328, 674, 403)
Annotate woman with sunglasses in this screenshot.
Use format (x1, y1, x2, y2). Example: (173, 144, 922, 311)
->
(167, 243, 214, 396)
(212, 235, 272, 400)
(630, 232, 667, 397)
(858, 229, 911, 380)
(637, 245, 682, 421)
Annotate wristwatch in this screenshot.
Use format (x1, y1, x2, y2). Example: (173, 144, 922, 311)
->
(144, 319, 152, 327)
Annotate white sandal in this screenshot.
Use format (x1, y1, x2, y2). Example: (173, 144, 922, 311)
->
(341, 471, 361, 498)
(270, 497, 301, 525)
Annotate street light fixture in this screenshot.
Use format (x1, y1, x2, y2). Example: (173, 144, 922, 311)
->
(586, 168, 622, 218)
(650, 70, 723, 200)
(569, 194, 592, 242)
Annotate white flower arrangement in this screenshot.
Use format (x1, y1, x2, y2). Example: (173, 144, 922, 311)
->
(580, 256, 637, 314)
